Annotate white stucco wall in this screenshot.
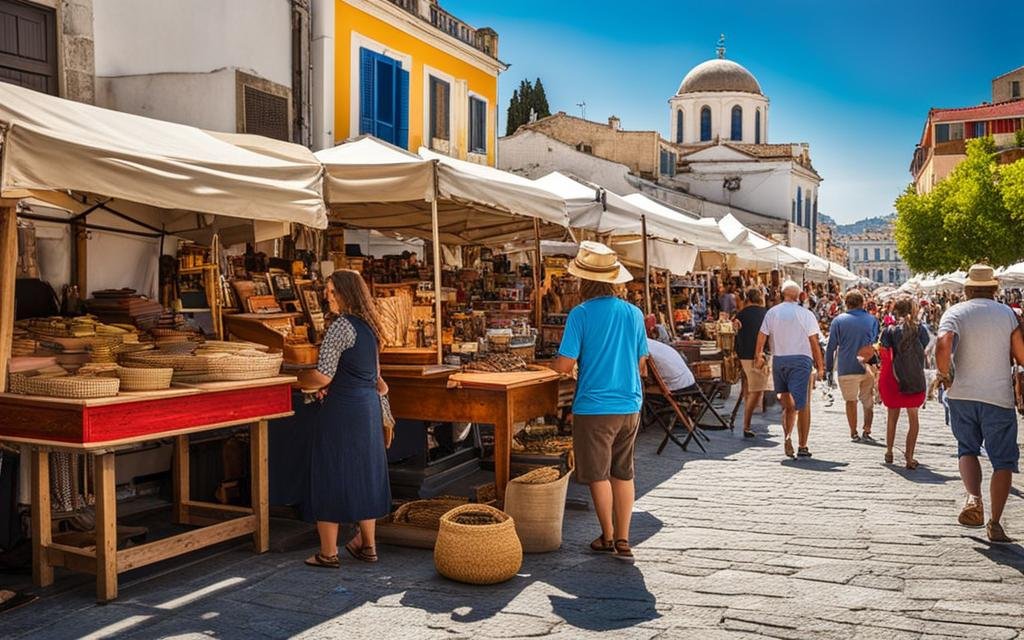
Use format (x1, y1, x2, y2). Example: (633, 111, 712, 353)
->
(95, 70, 237, 132)
(669, 158, 795, 221)
(668, 92, 769, 145)
(93, 0, 293, 87)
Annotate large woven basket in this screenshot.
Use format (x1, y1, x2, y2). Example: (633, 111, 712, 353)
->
(8, 373, 120, 399)
(504, 467, 570, 553)
(434, 504, 522, 585)
(392, 498, 468, 530)
(116, 366, 173, 392)
(121, 351, 282, 383)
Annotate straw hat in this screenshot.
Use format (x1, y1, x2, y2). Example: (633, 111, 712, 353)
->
(567, 241, 633, 284)
(964, 264, 999, 288)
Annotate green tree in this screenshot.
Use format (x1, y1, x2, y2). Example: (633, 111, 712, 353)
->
(1015, 127, 1024, 148)
(894, 137, 1024, 272)
(505, 78, 552, 136)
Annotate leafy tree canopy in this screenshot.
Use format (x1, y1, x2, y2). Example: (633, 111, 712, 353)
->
(894, 137, 1024, 272)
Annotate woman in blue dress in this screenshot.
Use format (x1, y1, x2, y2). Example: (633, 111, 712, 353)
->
(298, 270, 392, 568)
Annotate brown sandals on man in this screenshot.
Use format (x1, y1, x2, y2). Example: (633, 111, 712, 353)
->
(613, 539, 634, 562)
(590, 535, 614, 553)
(304, 552, 340, 569)
(905, 459, 919, 470)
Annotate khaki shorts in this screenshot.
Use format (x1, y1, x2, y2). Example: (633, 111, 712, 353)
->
(572, 413, 640, 483)
(740, 359, 773, 392)
(838, 372, 874, 407)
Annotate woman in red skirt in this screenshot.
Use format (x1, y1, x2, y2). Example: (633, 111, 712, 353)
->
(878, 297, 930, 469)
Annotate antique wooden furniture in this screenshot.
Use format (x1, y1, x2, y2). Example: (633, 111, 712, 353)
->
(0, 376, 294, 603)
(222, 312, 317, 365)
(382, 365, 560, 498)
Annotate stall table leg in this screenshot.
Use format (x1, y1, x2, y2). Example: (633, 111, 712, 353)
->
(31, 448, 53, 588)
(494, 397, 513, 500)
(250, 420, 269, 553)
(95, 452, 117, 603)
(172, 435, 189, 525)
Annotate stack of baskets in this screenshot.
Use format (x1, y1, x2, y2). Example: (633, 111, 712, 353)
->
(433, 504, 522, 584)
(115, 366, 174, 392)
(391, 497, 468, 530)
(120, 350, 283, 383)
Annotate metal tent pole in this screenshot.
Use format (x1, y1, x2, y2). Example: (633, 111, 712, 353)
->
(431, 198, 443, 366)
(642, 215, 651, 315)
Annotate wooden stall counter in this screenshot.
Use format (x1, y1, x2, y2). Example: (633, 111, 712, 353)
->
(0, 376, 295, 603)
(382, 365, 560, 497)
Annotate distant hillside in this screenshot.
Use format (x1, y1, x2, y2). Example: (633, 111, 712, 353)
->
(834, 215, 895, 236)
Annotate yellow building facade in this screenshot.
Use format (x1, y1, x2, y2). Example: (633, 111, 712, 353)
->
(333, 0, 504, 166)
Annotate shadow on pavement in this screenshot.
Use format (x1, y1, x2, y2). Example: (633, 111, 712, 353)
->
(970, 539, 1024, 576)
(884, 464, 957, 485)
(779, 458, 849, 472)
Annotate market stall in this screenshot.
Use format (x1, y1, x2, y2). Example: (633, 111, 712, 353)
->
(317, 137, 570, 497)
(0, 82, 326, 601)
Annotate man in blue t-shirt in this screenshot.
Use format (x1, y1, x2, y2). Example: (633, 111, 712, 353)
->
(553, 242, 648, 563)
(824, 290, 880, 443)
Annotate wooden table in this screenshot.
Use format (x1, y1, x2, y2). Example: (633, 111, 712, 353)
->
(382, 365, 560, 497)
(0, 376, 294, 603)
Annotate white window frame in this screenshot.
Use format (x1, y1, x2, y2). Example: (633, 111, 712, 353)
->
(349, 32, 412, 144)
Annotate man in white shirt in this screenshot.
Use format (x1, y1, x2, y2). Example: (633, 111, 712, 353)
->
(754, 280, 825, 459)
(646, 338, 696, 392)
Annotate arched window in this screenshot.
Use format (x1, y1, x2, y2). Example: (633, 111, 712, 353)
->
(755, 108, 761, 144)
(675, 109, 683, 143)
(700, 106, 711, 141)
(730, 105, 743, 141)
(796, 186, 803, 226)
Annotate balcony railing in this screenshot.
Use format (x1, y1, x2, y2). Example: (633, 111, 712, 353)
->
(386, 0, 497, 57)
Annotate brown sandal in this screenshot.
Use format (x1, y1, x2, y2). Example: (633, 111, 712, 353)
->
(304, 552, 340, 569)
(905, 459, 919, 470)
(345, 543, 378, 563)
(884, 451, 894, 464)
(589, 535, 614, 553)
(613, 539, 634, 562)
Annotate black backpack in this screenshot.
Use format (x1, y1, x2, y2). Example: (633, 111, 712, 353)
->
(890, 326, 926, 395)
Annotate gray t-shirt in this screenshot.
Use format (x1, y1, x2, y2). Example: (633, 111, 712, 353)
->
(938, 298, 1018, 408)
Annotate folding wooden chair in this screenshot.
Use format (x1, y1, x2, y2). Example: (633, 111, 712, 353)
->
(681, 377, 734, 431)
(643, 359, 709, 454)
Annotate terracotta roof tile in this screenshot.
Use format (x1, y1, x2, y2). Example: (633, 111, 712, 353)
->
(931, 100, 1024, 122)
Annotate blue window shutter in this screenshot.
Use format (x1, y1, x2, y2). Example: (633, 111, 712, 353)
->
(374, 57, 396, 144)
(396, 67, 409, 149)
(731, 106, 742, 141)
(359, 48, 375, 136)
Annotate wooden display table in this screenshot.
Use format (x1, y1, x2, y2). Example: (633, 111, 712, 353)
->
(382, 365, 560, 497)
(0, 376, 295, 603)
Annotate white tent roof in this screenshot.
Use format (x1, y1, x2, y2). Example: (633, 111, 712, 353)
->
(0, 81, 327, 228)
(315, 137, 569, 244)
(620, 193, 738, 252)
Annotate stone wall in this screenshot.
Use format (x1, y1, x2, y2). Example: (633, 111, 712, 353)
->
(60, 0, 96, 103)
(518, 113, 661, 178)
(992, 67, 1024, 104)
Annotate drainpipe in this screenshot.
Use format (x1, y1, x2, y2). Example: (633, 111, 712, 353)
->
(311, 0, 335, 150)
(291, 0, 313, 146)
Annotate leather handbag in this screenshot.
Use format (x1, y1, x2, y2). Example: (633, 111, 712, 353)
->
(376, 351, 396, 448)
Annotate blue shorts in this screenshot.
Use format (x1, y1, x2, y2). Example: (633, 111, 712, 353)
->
(772, 355, 813, 411)
(947, 399, 1019, 472)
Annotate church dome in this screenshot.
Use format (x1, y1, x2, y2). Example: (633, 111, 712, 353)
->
(677, 58, 762, 95)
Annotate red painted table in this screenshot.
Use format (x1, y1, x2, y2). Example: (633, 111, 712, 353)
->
(0, 376, 294, 602)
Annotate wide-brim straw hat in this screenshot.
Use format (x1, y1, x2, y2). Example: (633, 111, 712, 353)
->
(965, 264, 999, 288)
(567, 241, 633, 284)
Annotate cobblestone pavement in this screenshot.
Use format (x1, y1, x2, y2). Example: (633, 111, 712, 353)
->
(4, 392, 1024, 639)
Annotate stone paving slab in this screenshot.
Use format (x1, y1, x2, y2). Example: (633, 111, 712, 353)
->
(2, 393, 1023, 639)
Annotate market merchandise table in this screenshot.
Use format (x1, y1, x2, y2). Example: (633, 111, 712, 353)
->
(381, 365, 560, 498)
(0, 376, 295, 602)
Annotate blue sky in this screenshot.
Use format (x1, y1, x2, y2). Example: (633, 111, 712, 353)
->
(443, 0, 1024, 224)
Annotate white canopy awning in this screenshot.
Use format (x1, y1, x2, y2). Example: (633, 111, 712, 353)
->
(316, 137, 569, 245)
(0, 81, 327, 228)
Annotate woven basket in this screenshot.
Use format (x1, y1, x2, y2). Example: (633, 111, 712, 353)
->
(116, 366, 173, 392)
(511, 466, 561, 485)
(121, 351, 282, 382)
(504, 468, 570, 553)
(8, 373, 120, 399)
(392, 498, 468, 530)
(434, 504, 522, 584)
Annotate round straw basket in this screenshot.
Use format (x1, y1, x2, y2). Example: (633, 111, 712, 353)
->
(116, 366, 173, 392)
(392, 498, 468, 530)
(8, 373, 120, 399)
(434, 504, 522, 584)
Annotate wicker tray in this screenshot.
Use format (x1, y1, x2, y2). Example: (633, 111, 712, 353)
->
(8, 372, 120, 399)
(121, 351, 283, 383)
